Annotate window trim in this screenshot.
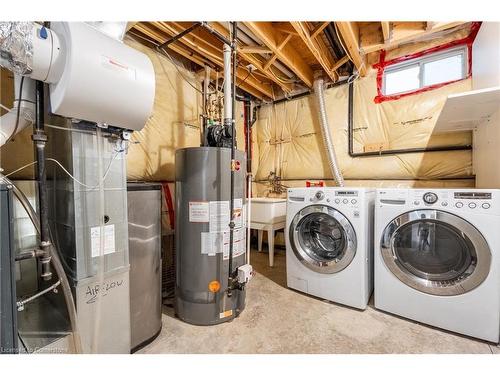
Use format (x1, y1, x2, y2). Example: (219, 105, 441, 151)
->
(373, 22, 481, 104)
(382, 46, 468, 96)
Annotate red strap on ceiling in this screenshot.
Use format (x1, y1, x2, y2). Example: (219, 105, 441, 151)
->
(373, 22, 482, 104)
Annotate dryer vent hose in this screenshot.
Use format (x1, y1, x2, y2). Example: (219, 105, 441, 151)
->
(313, 78, 344, 187)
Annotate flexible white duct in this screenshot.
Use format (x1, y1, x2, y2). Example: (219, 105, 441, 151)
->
(0, 75, 36, 147)
(313, 77, 344, 187)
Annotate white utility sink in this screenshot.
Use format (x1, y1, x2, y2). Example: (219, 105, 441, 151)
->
(250, 197, 286, 224)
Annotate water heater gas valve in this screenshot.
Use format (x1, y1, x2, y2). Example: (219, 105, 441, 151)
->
(237, 264, 254, 284)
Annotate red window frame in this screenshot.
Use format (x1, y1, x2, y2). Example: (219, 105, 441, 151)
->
(373, 22, 482, 104)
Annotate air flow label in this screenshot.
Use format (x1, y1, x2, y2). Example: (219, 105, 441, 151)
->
(90, 224, 115, 258)
(189, 201, 209, 222)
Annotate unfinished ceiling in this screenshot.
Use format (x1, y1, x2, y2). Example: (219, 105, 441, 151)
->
(128, 21, 473, 102)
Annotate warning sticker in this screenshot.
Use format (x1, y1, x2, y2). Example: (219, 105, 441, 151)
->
(233, 198, 243, 229)
(201, 229, 246, 259)
(90, 224, 116, 258)
(201, 232, 228, 257)
(209, 201, 230, 233)
(219, 310, 233, 319)
(189, 201, 209, 222)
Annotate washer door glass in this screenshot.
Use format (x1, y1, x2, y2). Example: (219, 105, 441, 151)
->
(290, 205, 356, 274)
(381, 210, 491, 296)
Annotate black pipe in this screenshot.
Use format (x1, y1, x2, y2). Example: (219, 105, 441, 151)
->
(200, 22, 232, 47)
(244, 98, 252, 173)
(227, 22, 238, 294)
(33, 80, 52, 280)
(159, 22, 201, 50)
(347, 82, 472, 157)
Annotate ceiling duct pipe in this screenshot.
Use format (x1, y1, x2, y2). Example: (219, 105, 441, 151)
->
(313, 77, 344, 187)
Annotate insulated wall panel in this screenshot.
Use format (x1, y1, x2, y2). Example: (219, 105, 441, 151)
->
(253, 69, 473, 189)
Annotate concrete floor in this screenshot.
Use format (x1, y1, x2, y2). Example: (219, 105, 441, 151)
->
(139, 247, 500, 354)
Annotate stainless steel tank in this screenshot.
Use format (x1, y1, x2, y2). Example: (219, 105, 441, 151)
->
(175, 147, 247, 325)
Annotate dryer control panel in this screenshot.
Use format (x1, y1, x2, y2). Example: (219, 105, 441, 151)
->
(411, 190, 494, 211)
(377, 189, 497, 212)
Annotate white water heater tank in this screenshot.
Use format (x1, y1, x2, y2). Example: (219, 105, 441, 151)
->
(48, 22, 155, 131)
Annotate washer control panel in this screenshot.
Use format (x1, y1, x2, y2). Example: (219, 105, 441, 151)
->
(298, 189, 361, 209)
(410, 190, 493, 211)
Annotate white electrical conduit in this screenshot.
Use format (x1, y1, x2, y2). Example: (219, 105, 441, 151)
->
(0, 75, 36, 147)
(313, 78, 345, 187)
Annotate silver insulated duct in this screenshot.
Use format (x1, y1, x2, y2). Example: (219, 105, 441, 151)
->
(313, 78, 345, 187)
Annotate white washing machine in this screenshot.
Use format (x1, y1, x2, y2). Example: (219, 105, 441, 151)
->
(374, 188, 500, 343)
(285, 187, 375, 310)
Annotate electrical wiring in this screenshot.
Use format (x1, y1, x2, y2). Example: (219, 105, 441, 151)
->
(3, 152, 121, 190)
(0, 103, 11, 112)
(333, 22, 365, 84)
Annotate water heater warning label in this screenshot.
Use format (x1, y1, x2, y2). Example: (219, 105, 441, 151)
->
(189, 201, 209, 222)
(209, 201, 230, 232)
(201, 229, 246, 259)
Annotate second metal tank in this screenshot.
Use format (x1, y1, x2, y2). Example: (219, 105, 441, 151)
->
(175, 147, 247, 325)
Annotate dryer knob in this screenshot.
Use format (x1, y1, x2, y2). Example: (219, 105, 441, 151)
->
(315, 191, 324, 200)
(423, 192, 438, 205)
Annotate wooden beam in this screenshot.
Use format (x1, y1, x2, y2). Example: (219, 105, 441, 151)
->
(360, 21, 467, 54)
(133, 23, 266, 100)
(381, 22, 391, 42)
(126, 22, 138, 32)
(330, 55, 350, 72)
(291, 22, 338, 81)
(310, 22, 330, 39)
(238, 45, 272, 54)
(245, 22, 315, 87)
(334, 22, 367, 77)
(133, 23, 211, 67)
(273, 22, 299, 36)
(152, 22, 274, 99)
(209, 22, 294, 93)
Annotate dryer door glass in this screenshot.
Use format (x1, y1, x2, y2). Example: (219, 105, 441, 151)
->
(290, 205, 357, 274)
(381, 210, 491, 296)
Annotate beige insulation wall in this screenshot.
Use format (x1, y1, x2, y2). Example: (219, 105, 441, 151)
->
(252, 68, 474, 197)
(0, 37, 245, 181)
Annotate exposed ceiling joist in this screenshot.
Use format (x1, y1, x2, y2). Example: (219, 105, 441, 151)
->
(334, 22, 367, 77)
(208, 22, 294, 93)
(238, 45, 272, 54)
(381, 22, 391, 42)
(133, 23, 210, 67)
(273, 22, 299, 36)
(153, 22, 274, 99)
(361, 21, 467, 54)
(133, 23, 266, 100)
(290, 22, 339, 81)
(310, 22, 330, 39)
(245, 22, 315, 87)
(330, 55, 350, 72)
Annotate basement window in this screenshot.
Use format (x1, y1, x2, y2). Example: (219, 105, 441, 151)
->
(381, 46, 468, 96)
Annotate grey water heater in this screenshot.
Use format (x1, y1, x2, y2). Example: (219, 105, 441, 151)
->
(175, 147, 247, 325)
